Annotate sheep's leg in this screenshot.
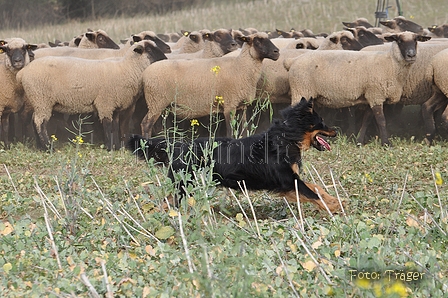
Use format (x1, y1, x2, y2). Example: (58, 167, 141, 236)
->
(2, 113, 11, 148)
(119, 104, 136, 145)
(0, 112, 9, 147)
(442, 105, 448, 130)
(141, 113, 159, 139)
(421, 90, 447, 145)
(102, 118, 114, 151)
(371, 104, 389, 146)
(35, 119, 50, 150)
(112, 112, 120, 149)
(356, 108, 373, 145)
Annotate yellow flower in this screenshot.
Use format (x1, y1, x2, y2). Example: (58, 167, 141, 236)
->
(365, 173, 373, 183)
(190, 119, 199, 127)
(435, 172, 443, 186)
(385, 281, 408, 297)
(72, 135, 84, 144)
(355, 278, 371, 289)
(211, 65, 221, 75)
(51, 135, 58, 141)
(215, 95, 224, 105)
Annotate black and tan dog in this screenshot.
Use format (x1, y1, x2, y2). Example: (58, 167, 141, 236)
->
(128, 98, 341, 212)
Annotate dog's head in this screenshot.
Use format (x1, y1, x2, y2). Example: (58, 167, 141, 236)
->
(281, 97, 337, 151)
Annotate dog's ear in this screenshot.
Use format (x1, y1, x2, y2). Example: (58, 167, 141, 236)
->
(308, 97, 314, 111)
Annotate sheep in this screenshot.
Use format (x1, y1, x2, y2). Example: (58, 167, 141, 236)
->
(420, 48, 448, 142)
(344, 26, 384, 47)
(17, 40, 167, 150)
(34, 31, 171, 60)
(170, 30, 209, 54)
(342, 17, 374, 29)
(0, 38, 37, 147)
(380, 16, 424, 34)
(77, 29, 120, 49)
(259, 31, 364, 107)
(427, 24, 448, 38)
(284, 38, 321, 50)
(287, 31, 431, 146)
(166, 29, 238, 59)
(361, 42, 448, 144)
(157, 32, 181, 43)
(140, 32, 280, 138)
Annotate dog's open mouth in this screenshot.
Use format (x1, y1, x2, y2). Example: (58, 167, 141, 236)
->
(314, 134, 332, 151)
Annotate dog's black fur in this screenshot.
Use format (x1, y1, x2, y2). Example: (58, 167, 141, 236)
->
(128, 98, 339, 210)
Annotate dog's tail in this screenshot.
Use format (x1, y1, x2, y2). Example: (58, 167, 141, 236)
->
(127, 135, 169, 163)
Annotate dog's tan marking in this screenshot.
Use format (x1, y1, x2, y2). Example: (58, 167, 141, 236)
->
(282, 182, 342, 213)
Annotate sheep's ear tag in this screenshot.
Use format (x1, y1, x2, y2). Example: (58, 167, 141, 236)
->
(183, 31, 190, 36)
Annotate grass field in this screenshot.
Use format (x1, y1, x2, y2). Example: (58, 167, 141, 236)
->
(1, 0, 448, 297)
(0, 0, 447, 44)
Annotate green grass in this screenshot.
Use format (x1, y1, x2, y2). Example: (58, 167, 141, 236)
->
(1, 135, 447, 297)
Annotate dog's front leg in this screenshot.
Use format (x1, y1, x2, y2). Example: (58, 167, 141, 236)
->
(283, 180, 342, 213)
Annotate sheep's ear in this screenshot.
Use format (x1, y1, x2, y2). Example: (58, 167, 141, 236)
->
(417, 36, 431, 42)
(383, 34, 398, 43)
(26, 44, 38, 51)
(329, 36, 339, 44)
(239, 35, 252, 45)
(203, 33, 213, 41)
(132, 35, 143, 42)
(0, 40, 6, 46)
(85, 32, 95, 42)
(133, 45, 144, 55)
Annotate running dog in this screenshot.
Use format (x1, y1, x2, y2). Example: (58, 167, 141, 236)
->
(128, 98, 341, 212)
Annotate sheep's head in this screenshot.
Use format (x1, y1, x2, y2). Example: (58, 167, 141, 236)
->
(380, 16, 423, 34)
(239, 32, 280, 61)
(385, 32, 431, 63)
(0, 38, 38, 71)
(204, 29, 238, 54)
(328, 31, 363, 51)
(133, 40, 167, 64)
(132, 31, 172, 54)
(82, 29, 120, 49)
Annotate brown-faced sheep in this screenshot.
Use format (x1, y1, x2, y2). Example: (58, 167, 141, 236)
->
(259, 30, 364, 107)
(287, 32, 430, 146)
(345, 26, 384, 47)
(34, 31, 171, 60)
(427, 24, 448, 38)
(380, 16, 424, 34)
(78, 29, 120, 49)
(421, 48, 448, 141)
(0, 38, 37, 147)
(17, 40, 167, 150)
(170, 30, 208, 54)
(167, 29, 238, 59)
(361, 42, 448, 144)
(140, 32, 280, 138)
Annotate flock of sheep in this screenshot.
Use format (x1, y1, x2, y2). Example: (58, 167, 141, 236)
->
(1, 16, 448, 150)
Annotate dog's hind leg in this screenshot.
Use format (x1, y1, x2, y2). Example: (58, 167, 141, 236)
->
(283, 182, 341, 213)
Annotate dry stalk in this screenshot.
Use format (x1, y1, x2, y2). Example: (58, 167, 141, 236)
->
(238, 181, 261, 238)
(178, 210, 195, 273)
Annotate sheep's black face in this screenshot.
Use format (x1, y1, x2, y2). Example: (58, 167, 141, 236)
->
(144, 43, 168, 63)
(5, 46, 28, 70)
(253, 36, 280, 61)
(144, 34, 172, 54)
(214, 30, 238, 54)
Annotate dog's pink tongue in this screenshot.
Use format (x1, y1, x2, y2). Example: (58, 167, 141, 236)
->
(316, 135, 331, 151)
